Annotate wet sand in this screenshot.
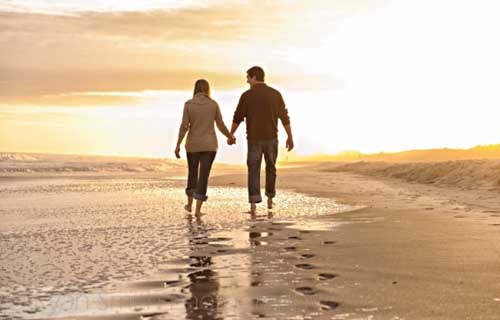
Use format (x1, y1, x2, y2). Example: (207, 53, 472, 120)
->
(2, 161, 500, 319)
(0, 169, 348, 319)
(212, 163, 500, 319)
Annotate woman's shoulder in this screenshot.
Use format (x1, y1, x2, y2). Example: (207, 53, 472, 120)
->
(185, 95, 218, 105)
(199, 96, 220, 109)
(208, 97, 219, 107)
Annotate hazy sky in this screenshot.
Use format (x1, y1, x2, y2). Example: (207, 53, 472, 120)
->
(1, 0, 346, 96)
(1, 0, 500, 161)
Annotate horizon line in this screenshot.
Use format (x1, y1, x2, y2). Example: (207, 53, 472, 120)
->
(2, 142, 500, 163)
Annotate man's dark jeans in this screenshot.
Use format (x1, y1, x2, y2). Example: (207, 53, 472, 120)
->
(247, 139, 278, 203)
(186, 151, 216, 201)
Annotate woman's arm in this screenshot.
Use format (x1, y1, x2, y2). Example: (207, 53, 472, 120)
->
(215, 103, 235, 143)
(175, 103, 189, 158)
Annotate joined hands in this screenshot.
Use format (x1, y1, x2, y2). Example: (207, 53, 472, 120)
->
(227, 135, 237, 145)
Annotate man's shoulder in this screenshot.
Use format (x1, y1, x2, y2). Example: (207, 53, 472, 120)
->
(240, 84, 282, 99)
(265, 85, 281, 95)
(249, 84, 281, 94)
(240, 88, 252, 98)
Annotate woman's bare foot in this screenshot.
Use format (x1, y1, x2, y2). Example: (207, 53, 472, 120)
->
(267, 198, 274, 209)
(195, 199, 203, 216)
(184, 196, 193, 212)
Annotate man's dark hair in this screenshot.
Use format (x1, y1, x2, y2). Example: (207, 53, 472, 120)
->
(247, 66, 265, 81)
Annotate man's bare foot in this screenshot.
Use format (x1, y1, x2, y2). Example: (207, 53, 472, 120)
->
(267, 198, 274, 209)
(195, 211, 205, 217)
(250, 203, 257, 214)
(184, 204, 192, 212)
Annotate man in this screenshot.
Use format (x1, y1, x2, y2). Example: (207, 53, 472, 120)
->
(230, 66, 294, 213)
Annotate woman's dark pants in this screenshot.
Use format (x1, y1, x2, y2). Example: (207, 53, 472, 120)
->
(186, 151, 217, 201)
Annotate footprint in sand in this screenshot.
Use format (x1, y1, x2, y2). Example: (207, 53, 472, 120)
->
(252, 298, 266, 305)
(295, 286, 317, 295)
(251, 280, 262, 287)
(288, 236, 302, 240)
(295, 263, 315, 270)
(322, 241, 336, 245)
(318, 273, 337, 280)
(285, 246, 298, 251)
(320, 300, 339, 310)
(164, 279, 181, 286)
(193, 241, 208, 245)
(216, 237, 233, 241)
(251, 311, 266, 318)
(301, 253, 316, 259)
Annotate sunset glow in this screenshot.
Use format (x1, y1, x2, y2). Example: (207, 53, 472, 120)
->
(1, 0, 500, 162)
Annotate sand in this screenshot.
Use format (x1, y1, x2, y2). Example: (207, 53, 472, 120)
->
(2, 155, 500, 319)
(212, 163, 500, 319)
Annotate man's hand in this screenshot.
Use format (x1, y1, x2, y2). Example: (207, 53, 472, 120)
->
(227, 135, 236, 145)
(283, 124, 294, 152)
(286, 137, 294, 151)
(175, 145, 181, 159)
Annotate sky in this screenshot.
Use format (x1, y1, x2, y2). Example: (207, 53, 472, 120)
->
(1, 0, 500, 162)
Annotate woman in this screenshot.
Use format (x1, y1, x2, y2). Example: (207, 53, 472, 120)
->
(175, 79, 235, 216)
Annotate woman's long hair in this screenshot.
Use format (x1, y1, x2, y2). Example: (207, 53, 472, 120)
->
(193, 79, 211, 98)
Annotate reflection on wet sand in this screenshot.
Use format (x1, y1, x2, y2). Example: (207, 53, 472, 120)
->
(31, 209, 347, 320)
(31, 210, 348, 320)
(248, 211, 274, 247)
(184, 215, 220, 320)
(165, 209, 344, 319)
(1, 177, 350, 319)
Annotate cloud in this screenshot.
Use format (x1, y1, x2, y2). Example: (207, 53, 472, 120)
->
(0, 3, 296, 99)
(0, 1, 378, 102)
(0, 92, 140, 106)
(0, 0, 213, 14)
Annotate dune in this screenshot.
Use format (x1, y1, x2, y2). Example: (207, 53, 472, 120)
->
(284, 143, 500, 163)
(0, 152, 182, 173)
(0, 153, 39, 161)
(278, 144, 500, 192)
(323, 159, 500, 190)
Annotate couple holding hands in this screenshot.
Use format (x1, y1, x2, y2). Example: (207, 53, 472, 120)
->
(175, 66, 294, 216)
